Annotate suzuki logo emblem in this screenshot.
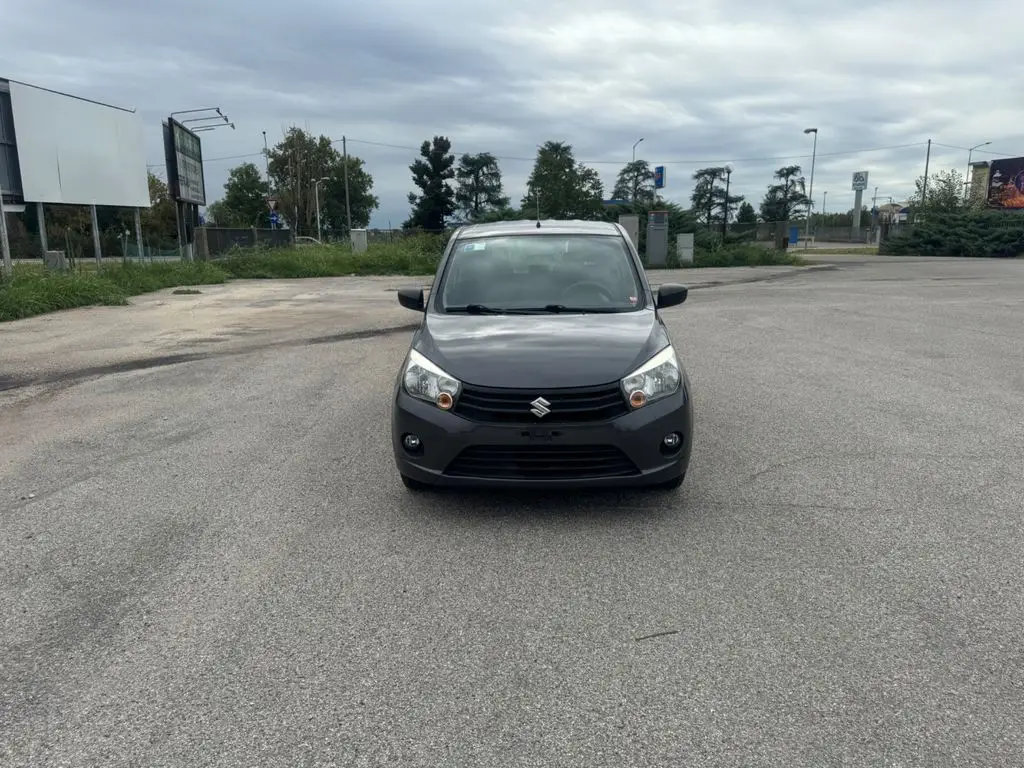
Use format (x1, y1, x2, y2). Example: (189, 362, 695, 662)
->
(530, 397, 551, 418)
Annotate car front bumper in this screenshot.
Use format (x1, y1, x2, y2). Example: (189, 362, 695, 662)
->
(391, 385, 693, 489)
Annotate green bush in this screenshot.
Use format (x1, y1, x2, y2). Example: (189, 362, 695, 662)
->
(881, 212, 1024, 258)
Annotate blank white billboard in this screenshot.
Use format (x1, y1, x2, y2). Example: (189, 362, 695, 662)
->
(9, 80, 149, 207)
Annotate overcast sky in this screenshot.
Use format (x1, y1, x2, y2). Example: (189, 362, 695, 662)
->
(2, 0, 1021, 226)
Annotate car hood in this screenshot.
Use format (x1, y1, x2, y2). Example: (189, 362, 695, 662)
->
(414, 311, 668, 389)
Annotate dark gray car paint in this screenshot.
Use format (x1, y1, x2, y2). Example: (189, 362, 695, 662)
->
(412, 311, 669, 389)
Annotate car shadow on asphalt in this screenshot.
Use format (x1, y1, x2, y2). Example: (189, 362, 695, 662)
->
(402, 486, 687, 522)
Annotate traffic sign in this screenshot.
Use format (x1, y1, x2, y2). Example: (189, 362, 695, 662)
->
(270, 211, 280, 225)
(852, 171, 869, 191)
(266, 197, 279, 210)
(654, 165, 666, 189)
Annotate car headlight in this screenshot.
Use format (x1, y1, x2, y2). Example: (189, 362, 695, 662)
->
(402, 349, 461, 410)
(621, 345, 681, 408)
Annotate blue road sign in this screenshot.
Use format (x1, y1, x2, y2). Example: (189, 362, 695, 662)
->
(654, 165, 666, 189)
(270, 211, 281, 225)
(602, 199, 631, 206)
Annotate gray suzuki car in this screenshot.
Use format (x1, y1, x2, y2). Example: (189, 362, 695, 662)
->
(390, 219, 694, 491)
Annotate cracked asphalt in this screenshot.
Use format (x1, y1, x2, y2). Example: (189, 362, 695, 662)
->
(2, 257, 1023, 766)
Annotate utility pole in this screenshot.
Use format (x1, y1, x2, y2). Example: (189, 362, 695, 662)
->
(315, 177, 329, 242)
(262, 131, 270, 179)
(342, 135, 352, 235)
(721, 166, 732, 237)
(803, 127, 818, 249)
(920, 139, 932, 210)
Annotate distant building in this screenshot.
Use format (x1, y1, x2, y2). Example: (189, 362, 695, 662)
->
(877, 201, 911, 223)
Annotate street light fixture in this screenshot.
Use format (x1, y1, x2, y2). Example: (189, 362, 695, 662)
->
(803, 128, 818, 249)
(192, 123, 235, 132)
(170, 107, 222, 118)
(631, 138, 645, 202)
(315, 177, 331, 243)
(632, 137, 644, 163)
(965, 141, 992, 200)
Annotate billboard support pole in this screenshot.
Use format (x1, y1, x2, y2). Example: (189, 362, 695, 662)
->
(174, 201, 183, 260)
(134, 208, 143, 261)
(0, 184, 11, 276)
(37, 203, 48, 257)
(90, 204, 103, 266)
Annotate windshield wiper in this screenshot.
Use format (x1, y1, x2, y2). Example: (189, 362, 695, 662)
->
(534, 304, 624, 314)
(446, 303, 506, 314)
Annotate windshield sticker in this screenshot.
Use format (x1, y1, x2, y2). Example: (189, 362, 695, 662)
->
(463, 242, 486, 252)
(629, 296, 638, 304)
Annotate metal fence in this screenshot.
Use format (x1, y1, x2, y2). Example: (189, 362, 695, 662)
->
(196, 226, 293, 259)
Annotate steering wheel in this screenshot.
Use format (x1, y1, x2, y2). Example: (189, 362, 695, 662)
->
(560, 281, 617, 305)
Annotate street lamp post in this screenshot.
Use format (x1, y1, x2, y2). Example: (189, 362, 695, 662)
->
(803, 128, 818, 249)
(721, 165, 732, 237)
(965, 141, 992, 200)
(632, 138, 645, 202)
(822, 191, 827, 219)
(315, 177, 330, 242)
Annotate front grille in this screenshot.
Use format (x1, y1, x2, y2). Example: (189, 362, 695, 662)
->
(454, 383, 628, 424)
(444, 445, 639, 480)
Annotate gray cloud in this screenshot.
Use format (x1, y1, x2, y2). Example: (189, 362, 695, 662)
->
(2, 0, 1020, 225)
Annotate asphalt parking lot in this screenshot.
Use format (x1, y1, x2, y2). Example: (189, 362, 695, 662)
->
(2, 257, 1023, 766)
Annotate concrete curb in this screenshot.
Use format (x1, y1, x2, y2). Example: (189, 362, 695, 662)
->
(2, 264, 836, 393)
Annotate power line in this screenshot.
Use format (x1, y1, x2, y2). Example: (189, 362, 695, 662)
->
(931, 141, 1019, 157)
(146, 136, 1016, 176)
(343, 137, 929, 166)
(146, 150, 264, 168)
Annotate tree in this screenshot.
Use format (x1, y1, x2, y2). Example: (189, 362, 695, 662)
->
(140, 172, 178, 245)
(612, 160, 656, 204)
(909, 169, 965, 214)
(454, 152, 509, 222)
(319, 156, 378, 235)
(205, 163, 269, 227)
(521, 141, 604, 220)
(690, 167, 727, 228)
(736, 201, 757, 224)
(733, 201, 758, 233)
(266, 127, 378, 236)
(759, 165, 808, 224)
(405, 136, 456, 231)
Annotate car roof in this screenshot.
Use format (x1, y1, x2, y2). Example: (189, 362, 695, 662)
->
(455, 219, 622, 239)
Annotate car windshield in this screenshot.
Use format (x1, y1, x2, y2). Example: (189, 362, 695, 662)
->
(438, 233, 644, 313)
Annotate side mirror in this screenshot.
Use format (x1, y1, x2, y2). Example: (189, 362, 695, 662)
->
(655, 283, 688, 309)
(397, 287, 425, 312)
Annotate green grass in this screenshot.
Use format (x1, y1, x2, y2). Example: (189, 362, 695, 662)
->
(220, 237, 444, 279)
(2, 235, 808, 322)
(0, 261, 229, 322)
